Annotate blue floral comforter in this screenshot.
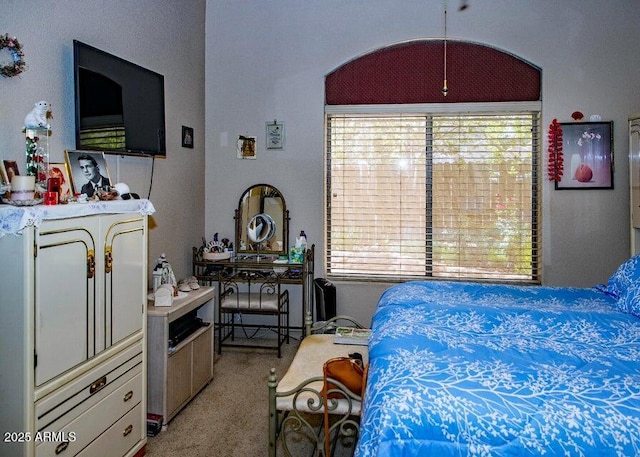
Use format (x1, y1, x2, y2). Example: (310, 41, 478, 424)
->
(356, 281, 640, 457)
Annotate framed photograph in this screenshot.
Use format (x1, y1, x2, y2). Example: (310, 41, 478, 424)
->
(0, 162, 8, 185)
(237, 135, 257, 160)
(64, 150, 112, 197)
(266, 121, 284, 149)
(182, 125, 194, 148)
(3, 160, 20, 184)
(555, 121, 613, 190)
(48, 163, 73, 200)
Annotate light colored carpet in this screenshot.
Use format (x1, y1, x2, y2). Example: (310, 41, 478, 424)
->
(145, 339, 300, 457)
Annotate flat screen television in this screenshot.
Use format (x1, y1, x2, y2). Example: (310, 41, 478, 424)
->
(73, 40, 166, 157)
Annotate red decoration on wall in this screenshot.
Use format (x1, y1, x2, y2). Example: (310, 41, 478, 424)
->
(571, 111, 584, 121)
(547, 119, 564, 182)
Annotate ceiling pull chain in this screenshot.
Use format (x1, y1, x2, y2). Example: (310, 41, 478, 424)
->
(442, 1, 449, 97)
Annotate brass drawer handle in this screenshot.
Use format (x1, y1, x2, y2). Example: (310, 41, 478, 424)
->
(123, 424, 133, 437)
(55, 442, 69, 454)
(89, 375, 107, 395)
(105, 246, 113, 273)
(87, 250, 95, 279)
(123, 390, 133, 402)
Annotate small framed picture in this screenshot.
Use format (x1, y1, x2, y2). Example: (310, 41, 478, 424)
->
(266, 121, 284, 149)
(237, 135, 257, 159)
(48, 163, 73, 201)
(2, 160, 19, 184)
(0, 162, 8, 185)
(182, 126, 194, 148)
(64, 150, 112, 197)
(555, 121, 613, 190)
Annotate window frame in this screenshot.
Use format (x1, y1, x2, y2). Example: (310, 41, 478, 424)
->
(324, 101, 542, 284)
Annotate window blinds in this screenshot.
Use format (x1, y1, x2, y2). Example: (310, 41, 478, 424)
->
(326, 111, 540, 282)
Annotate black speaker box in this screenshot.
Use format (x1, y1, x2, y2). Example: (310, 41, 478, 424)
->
(314, 278, 337, 321)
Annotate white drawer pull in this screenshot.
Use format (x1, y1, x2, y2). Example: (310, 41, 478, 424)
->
(123, 390, 133, 402)
(55, 442, 69, 454)
(123, 424, 133, 437)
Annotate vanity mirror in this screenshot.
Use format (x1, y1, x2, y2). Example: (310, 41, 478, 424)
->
(235, 184, 288, 257)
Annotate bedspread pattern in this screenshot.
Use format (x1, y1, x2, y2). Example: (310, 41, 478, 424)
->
(356, 281, 640, 457)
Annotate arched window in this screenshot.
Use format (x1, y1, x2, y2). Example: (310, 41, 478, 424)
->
(324, 40, 541, 282)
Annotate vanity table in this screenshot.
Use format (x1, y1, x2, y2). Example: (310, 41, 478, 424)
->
(192, 247, 314, 356)
(192, 184, 314, 357)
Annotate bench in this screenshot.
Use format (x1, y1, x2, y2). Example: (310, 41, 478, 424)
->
(268, 316, 367, 456)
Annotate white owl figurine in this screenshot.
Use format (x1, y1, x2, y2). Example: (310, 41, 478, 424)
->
(24, 100, 51, 129)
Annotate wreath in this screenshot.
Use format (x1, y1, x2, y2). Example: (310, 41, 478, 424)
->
(0, 34, 26, 78)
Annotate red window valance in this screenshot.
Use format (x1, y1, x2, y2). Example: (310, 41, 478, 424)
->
(325, 40, 541, 105)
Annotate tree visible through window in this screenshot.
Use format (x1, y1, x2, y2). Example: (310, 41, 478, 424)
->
(326, 110, 540, 283)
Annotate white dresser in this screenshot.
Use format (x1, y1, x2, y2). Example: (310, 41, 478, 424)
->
(0, 200, 154, 457)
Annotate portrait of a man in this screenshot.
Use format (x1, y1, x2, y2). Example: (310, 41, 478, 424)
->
(64, 150, 111, 197)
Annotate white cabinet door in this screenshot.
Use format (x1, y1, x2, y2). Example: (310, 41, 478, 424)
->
(35, 218, 99, 386)
(103, 214, 146, 347)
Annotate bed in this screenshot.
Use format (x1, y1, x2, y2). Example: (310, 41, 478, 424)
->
(356, 256, 640, 457)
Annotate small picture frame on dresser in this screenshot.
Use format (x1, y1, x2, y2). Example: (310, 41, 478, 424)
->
(2, 160, 19, 184)
(0, 161, 8, 185)
(48, 163, 73, 201)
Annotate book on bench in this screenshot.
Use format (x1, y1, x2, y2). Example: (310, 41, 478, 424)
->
(334, 327, 371, 346)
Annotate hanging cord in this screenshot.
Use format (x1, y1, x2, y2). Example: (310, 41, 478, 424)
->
(442, 1, 448, 96)
(147, 156, 155, 199)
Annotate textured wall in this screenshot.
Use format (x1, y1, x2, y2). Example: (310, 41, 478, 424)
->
(206, 0, 640, 323)
(0, 0, 206, 281)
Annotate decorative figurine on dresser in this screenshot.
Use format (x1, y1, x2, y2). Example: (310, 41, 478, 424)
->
(0, 198, 155, 457)
(23, 100, 52, 190)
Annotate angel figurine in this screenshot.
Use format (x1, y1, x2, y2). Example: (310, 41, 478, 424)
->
(153, 253, 177, 294)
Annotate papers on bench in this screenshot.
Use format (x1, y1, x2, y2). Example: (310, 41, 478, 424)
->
(334, 327, 371, 346)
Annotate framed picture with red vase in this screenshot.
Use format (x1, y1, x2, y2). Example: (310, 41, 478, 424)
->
(555, 121, 613, 190)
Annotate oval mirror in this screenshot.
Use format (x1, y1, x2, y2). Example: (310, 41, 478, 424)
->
(247, 213, 276, 244)
(235, 184, 289, 256)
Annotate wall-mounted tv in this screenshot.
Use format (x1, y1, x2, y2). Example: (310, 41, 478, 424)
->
(73, 40, 166, 157)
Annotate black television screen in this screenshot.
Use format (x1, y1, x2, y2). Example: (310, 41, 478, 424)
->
(73, 40, 166, 157)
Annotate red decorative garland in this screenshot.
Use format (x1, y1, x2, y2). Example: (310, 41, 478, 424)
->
(547, 119, 563, 181)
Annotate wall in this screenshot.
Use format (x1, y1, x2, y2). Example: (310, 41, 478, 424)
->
(205, 0, 640, 326)
(0, 0, 206, 281)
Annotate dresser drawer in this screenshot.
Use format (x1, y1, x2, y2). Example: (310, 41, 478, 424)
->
(77, 404, 143, 457)
(36, 373, 142, 456)
(36, 341, 142, 431)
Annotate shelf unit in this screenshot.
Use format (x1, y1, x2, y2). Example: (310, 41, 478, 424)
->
(147, 286, 215, 426)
